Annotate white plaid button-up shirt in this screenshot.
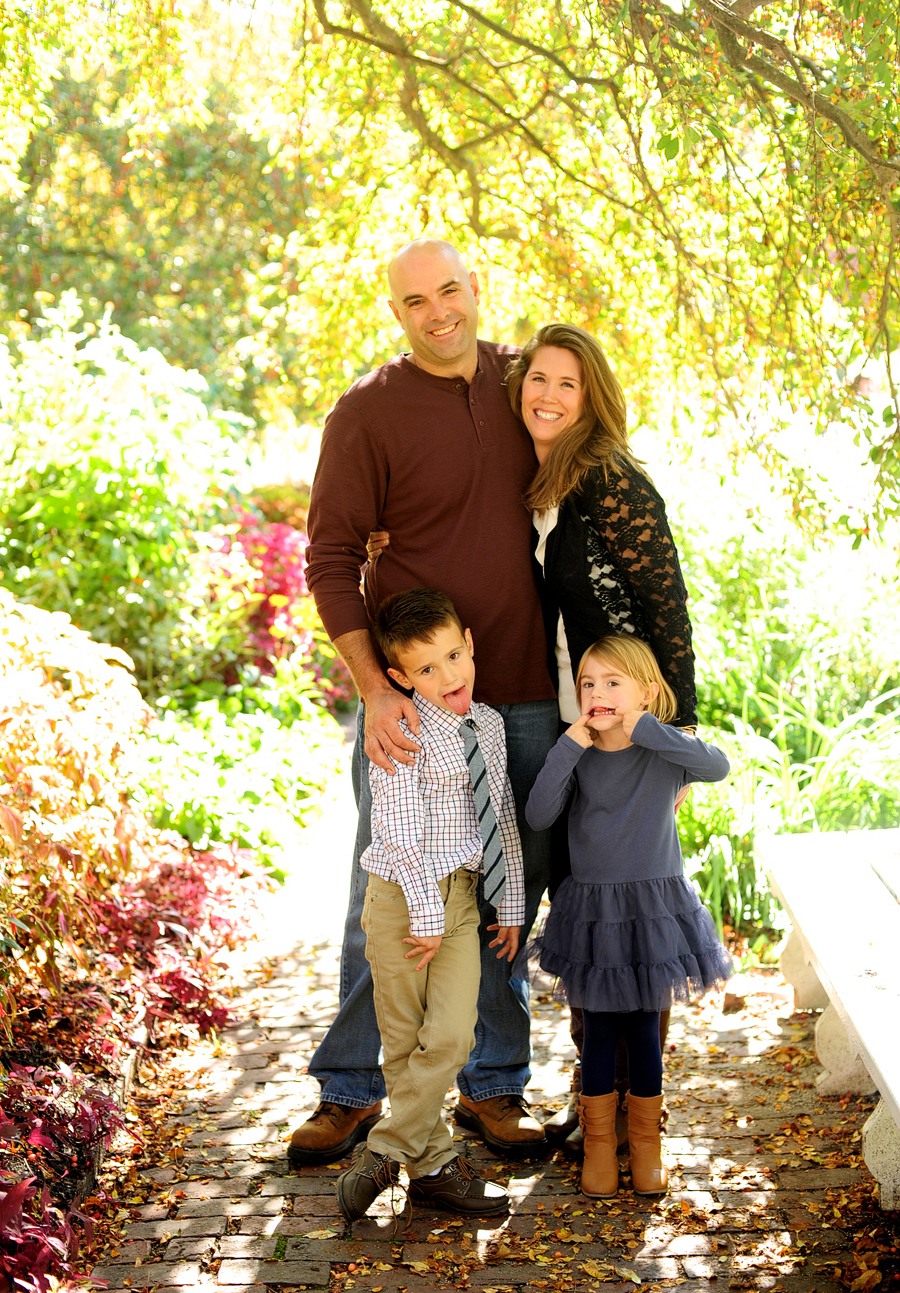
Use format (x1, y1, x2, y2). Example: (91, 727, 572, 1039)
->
(361, 694, 525, 937)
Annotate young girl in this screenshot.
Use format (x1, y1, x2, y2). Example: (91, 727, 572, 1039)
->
(525, 634, 732, 1198)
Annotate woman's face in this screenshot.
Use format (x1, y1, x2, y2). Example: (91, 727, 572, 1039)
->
(520, 345, 584, 455)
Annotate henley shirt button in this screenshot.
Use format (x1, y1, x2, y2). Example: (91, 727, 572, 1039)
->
(479, 419, 485, 426)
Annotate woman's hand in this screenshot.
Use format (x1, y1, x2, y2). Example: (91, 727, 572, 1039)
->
(403, 932, 441, 970)
(564, 713, 594, 748)
(487, 924, 520, 962)
(366, 529, 391, 563)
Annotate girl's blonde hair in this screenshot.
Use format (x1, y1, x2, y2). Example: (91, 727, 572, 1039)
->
(505, 323, 645, 514)
(575, 634, 678, 724)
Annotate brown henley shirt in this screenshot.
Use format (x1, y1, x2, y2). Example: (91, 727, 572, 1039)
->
(306, 340, 555, 706)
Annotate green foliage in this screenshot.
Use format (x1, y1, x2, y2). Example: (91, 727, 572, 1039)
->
(677, 526, 900, 936)
(3, 3, 898, 522)
(131, 662, 344, 876)
(0, 585, 149, 1030)
(0, 72, 310, 418)
(0, 293, 249, 696)
(682, 688, 900, 936)
(684, 535, 900, 745)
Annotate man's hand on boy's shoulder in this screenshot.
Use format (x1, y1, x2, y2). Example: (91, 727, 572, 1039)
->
(403, 931, 442, 970)
(488, 924, 520, 962)
(364, 685, 421, 773)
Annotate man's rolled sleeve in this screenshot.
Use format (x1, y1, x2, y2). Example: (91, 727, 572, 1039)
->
(368, 758, 446, 937)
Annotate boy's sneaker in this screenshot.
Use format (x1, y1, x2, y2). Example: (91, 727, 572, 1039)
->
(336, 1145, 400, 1222)
(408, 1155, 509, 1215)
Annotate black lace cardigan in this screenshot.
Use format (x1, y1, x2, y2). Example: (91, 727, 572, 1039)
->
(534, 465, 698, 729)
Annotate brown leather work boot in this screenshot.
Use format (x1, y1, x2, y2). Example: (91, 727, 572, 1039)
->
(287, 1101, 383, 1167)
(454, 1093, 548, 1159)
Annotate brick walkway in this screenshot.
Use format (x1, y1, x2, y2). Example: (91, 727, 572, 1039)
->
(88, 752, 899, 1292)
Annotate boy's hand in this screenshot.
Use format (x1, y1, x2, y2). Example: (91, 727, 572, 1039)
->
(564, 713, 594, 748)
(487, 924, 520, 962)
(617, 707, 647, 740)
(403, 932, 441, 970)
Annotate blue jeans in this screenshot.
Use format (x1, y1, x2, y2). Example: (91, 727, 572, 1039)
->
(307, 699, 558, 1106)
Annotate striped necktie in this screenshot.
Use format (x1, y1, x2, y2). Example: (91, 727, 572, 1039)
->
(460, 718, 506, 909)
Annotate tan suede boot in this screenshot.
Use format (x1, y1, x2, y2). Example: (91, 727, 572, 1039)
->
(578, 1093, 619, 1199)
(627, 1094, 668, 1195)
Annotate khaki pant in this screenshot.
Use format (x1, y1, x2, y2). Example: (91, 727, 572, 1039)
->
(362, 869, 481, 1177)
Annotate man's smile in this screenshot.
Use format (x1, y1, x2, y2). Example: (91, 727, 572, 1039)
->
(430, 321, 460, 338)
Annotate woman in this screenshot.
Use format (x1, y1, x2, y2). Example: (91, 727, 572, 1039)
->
(504, 323, 697, 1157)
(504, 322, 697, 736)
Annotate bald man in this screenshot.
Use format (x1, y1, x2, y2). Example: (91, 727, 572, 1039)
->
(291, 240, 558, 1166)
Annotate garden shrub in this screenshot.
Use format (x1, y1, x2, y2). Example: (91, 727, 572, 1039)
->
(131, 662, 345, 876)
(676, 527, 900, 942)
(0, 293, 249, 699)
(174, 512, 355, 711)
(0, 587, 150, 1028)
(0, 589, 279, 1041)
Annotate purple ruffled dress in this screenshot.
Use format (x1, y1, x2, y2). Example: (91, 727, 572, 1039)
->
(525, 716, 733, 1014)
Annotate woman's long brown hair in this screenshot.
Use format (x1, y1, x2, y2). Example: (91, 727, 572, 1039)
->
(505, 323, 645, 514)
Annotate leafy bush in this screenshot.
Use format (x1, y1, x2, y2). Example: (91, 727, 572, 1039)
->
(131, 662, 344, 876)
(0, 1172, 92, 1293)
(174, 513, 356, 711)
(0, 1064, 123, 1206)
(0, 293, 249, 698)
(0, 587, 150, 1027)
(674, 527, 900, 939)
(0, 588, 280, 1042)
(683, 534, 900, 747)
(248, 482, 311, 530)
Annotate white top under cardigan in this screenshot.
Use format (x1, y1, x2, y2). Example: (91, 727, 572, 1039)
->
(533, 508, 580, 724)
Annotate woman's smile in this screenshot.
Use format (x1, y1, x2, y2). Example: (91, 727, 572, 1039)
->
(521, 345, 584, 459)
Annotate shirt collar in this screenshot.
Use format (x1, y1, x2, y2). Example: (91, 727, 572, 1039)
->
(413, 691, 478, 734)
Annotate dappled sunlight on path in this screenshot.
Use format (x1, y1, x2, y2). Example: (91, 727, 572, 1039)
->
(86, 746, 900, 1292)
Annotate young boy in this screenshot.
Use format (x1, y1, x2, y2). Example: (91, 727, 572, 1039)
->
(336, 587, 525, 1221)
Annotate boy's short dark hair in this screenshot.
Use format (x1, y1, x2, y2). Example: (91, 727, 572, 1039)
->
(374, 588, 464, 668)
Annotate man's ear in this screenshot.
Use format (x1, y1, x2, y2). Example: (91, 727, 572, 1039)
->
(464, 627, 474, 656)
(387, 665, 413, 690)
(388, 298, 402, 324)
(469, 271, 480, 304)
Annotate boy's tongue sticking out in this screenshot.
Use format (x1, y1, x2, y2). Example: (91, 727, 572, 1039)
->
(443, 685, 472, 716)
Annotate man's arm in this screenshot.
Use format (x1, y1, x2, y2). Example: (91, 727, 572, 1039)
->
(305, 396, 420, 772)
(333, 628, 420, 772)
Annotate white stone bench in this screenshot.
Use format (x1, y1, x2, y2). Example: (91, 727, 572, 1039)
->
(757, 827, 900, 1209)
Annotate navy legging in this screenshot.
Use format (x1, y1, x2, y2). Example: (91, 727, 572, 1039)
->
(581, 1009, 663, 1098)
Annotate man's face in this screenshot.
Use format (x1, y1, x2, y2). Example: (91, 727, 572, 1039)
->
(389, 246, 480, 377)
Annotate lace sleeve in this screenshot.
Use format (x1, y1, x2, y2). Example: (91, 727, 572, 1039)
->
(581, 468, 697, 727)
